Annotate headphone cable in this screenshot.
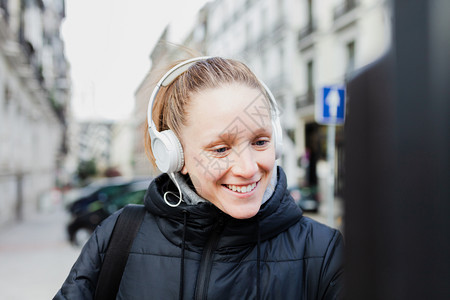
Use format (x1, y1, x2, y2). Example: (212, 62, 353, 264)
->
(164, 172, 184, 207)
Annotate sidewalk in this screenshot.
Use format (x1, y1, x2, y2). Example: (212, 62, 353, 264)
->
(0, 205, 81, 300)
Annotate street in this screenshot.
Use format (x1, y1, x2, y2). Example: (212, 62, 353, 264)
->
(0, 205, 80, 300)
(0, 198, 343, 300)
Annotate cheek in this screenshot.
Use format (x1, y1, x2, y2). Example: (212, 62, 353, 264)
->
(185, 152, 225, 186)
(187, 172, 205, 196)
(188, 149, 232, 177)
(186, 157, 225, 199)
(259, 148, 276, 169)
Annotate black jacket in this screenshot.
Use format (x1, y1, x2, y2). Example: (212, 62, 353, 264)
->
(55, 168, 344, 299)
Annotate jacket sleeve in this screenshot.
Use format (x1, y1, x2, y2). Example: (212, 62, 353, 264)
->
(53, 212, 120, 300)
(319, 229, 345, 300)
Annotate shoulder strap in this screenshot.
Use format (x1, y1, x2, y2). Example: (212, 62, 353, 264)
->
(94, 204, 146, 300)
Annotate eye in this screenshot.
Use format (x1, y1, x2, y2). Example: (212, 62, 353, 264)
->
(214, 147, 228, 153)
(253, 138, 270, 148)
(254, 140, 268, 146)
(209, 146, 230, 157)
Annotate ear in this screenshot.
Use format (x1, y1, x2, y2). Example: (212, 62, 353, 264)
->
(181, 164, 188, 175)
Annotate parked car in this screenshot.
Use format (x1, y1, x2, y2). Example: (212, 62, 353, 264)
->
(288, 185, 320, 213)
(67, 177, 151, 246)
(65, 176, 144, 213)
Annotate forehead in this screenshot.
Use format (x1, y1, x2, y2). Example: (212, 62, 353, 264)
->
(184, 83, 273, 135)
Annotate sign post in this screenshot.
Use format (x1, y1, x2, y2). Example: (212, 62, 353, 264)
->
(315, 85, 346, 228)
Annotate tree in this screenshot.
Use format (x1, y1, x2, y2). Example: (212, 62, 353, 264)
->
(76, 158, 97, 183)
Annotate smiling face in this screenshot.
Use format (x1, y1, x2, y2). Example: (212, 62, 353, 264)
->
(180, 83, 276, 219)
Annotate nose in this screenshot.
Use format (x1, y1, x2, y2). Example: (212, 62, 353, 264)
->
(231, 146, 258, 178)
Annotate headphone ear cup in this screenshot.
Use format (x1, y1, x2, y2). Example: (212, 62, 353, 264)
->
(272, 116, 283, 159)
(165, 130, 184, 172)
(151, 129, 184, 173)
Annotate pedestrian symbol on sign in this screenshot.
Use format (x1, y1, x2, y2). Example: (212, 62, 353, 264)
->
(315, 85, 346, 125)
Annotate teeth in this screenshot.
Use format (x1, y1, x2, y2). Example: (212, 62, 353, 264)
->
(226, 182, 257, 193)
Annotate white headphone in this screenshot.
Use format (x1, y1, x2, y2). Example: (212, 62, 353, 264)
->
(147, 56, 283, 174)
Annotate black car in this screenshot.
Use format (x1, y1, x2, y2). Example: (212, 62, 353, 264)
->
(67, 178, 151, 246)
(65, 177, 144, 214)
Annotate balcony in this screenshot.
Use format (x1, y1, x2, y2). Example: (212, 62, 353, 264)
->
(298, 21, 316, 41)
(332, 0, 359, 32)
(267, 74, 286, 98)
(333, 0, 358, 20)
(0, 2, 9, 23)
(297, 21, 316, 51)
(272, 19, 285, 36)
(296, 90, 315, 110)
(245, 0, 255, 9)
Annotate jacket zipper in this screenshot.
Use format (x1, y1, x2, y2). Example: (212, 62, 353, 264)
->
(194, 215, 225, 300)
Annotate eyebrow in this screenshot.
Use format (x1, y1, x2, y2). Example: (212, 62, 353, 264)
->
(203, 127, 272, 148)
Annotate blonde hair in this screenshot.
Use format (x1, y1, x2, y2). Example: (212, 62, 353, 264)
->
(144, 57, 268, 168)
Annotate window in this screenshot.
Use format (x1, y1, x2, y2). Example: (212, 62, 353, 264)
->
(346, 40, 356, 73)
(307, 0, 313, 25)
(307, 60, 314, 93)
(261, 47, 267, 75)
(261, 7, 267, 34)
(3, 85, 11, 109)
(0, 0, 9, 21)
(279, 46, 284, 79)
(278, 0, 284, 20)
(246, 20, 252, 47)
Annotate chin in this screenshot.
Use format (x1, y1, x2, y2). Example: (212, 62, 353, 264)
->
(223, 203, 261, 219)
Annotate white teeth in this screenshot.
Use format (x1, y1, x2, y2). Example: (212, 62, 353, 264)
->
(226, 182, 257, 193)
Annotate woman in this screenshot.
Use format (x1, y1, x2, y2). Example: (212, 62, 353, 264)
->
(55, 57, 344, 299)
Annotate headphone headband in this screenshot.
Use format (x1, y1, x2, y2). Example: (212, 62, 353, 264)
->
(147, 56, 212, 134)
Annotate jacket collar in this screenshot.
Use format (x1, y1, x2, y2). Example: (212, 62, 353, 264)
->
(144, 167, 303, 252)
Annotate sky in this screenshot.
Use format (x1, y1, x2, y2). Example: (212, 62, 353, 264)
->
(62, 0, 209, 121)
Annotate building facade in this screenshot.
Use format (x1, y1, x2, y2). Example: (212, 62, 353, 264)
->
(205, 0, 390, 191)
(293, 0, 390, 195)
(133, 21, 209, 178)
(77, 121, 113, 175)
(136, 0, 391, 197)
(110, 120, 134, 178)
(0, 0, 70, 226)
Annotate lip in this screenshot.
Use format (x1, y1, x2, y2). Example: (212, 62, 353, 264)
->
(224, 181, 259, 187)
(221, 180, 260, 197)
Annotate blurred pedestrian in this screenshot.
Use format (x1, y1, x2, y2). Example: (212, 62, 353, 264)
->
(54, 57, 344, 299)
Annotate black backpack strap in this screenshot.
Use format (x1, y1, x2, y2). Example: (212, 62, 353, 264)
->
(94, 204, 146, 300)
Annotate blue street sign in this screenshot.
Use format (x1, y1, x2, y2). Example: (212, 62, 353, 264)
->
(315, 85, 346, 125)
